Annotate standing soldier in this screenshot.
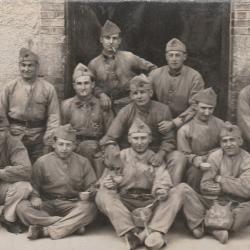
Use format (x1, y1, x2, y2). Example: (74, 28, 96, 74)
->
(177, 88, 225, 192)
(61, 63, 114, 177)
(88, 20, 157, 113)
(148, 38, 205, 134)
(0, 48, 60, 163)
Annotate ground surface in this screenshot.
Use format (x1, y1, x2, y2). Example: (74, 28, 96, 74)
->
(2, 219, 250, 250)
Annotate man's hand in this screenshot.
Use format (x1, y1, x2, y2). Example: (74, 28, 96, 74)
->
(158, 121, 174, 134)
(149, 151, 165, 167)
(31, 197, 42, 209)
(155, 189, 168, 201)
(192, 156, 203, 168)
(103, 175, 117, 190)
(215, 175, 222, 183)
(100, 93, 112, 110)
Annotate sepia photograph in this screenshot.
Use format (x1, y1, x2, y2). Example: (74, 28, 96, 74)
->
(0, 0, 250, 249)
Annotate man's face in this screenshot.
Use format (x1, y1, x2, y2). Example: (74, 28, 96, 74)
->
(130, 88, 153, 107)
(73, 76, 94, 98)
(100, 34, 121, 53)
(19, 61, 38, 81)
(129, 132, 151, 154)
(196, 102, 215, 122)
(220, 135, 242, 156)
(165, 51, 186, 71)
(53, 138, 75, 159)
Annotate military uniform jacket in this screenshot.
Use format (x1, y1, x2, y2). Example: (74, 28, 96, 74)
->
(100, 100, 175, 154)
(0, 77, 60, 143)
(148, 65, 204, 127)
(177, 116, 225, 164)
(201, 148, 250, 201)
(61, 95, 114, 140)
(88, 51, 157, 102)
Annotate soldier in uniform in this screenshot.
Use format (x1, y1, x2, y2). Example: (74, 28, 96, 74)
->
(148, 38, 205, 134)
(101, 74, 186, 185)
(0, 48, 60, 163)
(0, 114, 32, 233)
(183, 123, 250, 244)
(16, 124, 97, 240)
(61, 63, 114, 177)
(177, 88, 225, 192)
(96, 118, 198, 250)
(88, 20, 157, 113)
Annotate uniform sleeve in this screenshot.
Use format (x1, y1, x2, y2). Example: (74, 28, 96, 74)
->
(177, 125, 197, 164)
(132, 54, 157, 74)
(173, 73, 205, 128)
(102, 108, 115, 133)
(0, 84, 11, 125)
(82, 158, 97, 190)
(0, 135, 31, 183)
(237, 88, 250, 144)
(88, 60, 104, 97)
(159, 106, 176, 153)
(152, 164, 173, 195)
(61, 100, 70, 125)
(220, 158, 250, 199)
(44, 87, 61, 144)
(200, 153, 220, 195)
(100, 108, 128, 146)
(30, 159, 43, 198)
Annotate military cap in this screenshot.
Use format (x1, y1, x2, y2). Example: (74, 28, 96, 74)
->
(130, 74, 152, 91)
(220, 122, 242, 139)
(166, 38, 186, 53)
(128, 118, 151, 135)
(194, 87, 217, 106)
(101, 20, 121, 36)
(53, 124, 76, 142)
(19, 48, 39, 63)
(73, 63, 94, 82)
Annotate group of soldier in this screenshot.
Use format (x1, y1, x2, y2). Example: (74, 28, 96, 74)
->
(0, 19, 250, 250)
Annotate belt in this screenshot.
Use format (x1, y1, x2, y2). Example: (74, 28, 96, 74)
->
(8, 117, 46, 128)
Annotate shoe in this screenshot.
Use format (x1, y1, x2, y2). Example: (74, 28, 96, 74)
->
(75, 225, 86, 235)
(212, 230, 229, 244)
(124, 231, 142, 250)
(145, 231, 166, 250)
(0, 216, 24, 234)
(27, 225, 44, 240)
(192, 226, 204, 239)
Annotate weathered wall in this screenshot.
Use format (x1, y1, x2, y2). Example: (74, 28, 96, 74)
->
(0, 0, 65, 98)
(229, 0, 250, 122)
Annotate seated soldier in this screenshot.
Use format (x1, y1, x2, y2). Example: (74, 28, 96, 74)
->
(177, 88, 225, 192)
(61, 63, 114, 178)
(100, 74, 186, 185)
(96, 118, 198, 250)
(0, 114, 32, 233)
(183, 122, 250, 244)
(16, 124, 97, 240)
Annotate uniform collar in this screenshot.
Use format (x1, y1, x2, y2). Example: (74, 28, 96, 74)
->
(134, 100, 152, 114)
(73, 95, 96, 108)
(168, 66, 183, 76)
(102, 49, 117, 60)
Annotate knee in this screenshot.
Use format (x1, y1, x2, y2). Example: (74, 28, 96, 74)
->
(12, 182, 33, 198)
(16, 200, 31, 215)
(167, 151, 187, 165)
(170, 183, 193, 197)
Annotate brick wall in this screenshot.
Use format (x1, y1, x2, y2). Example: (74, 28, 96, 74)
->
(0, 0, 65, 99)
(229, 0, 250, 122)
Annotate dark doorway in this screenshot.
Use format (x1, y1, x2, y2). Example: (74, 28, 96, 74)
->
(65, 1, 230, 119)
